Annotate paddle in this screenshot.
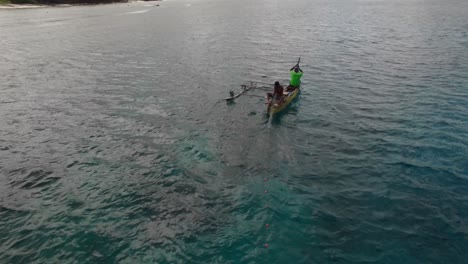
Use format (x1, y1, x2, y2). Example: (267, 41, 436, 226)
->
(291, 57, 301, 71)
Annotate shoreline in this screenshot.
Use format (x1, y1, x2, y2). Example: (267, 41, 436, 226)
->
(0, 4, 46, 8)
(0, 0, 159, 9)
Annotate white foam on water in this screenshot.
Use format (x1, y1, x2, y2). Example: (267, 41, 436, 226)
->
(125, 9, 150, 15)
(36, 22, 64, 28)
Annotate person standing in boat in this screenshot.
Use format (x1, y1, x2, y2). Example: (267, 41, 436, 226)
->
(287, 64, 303, 91)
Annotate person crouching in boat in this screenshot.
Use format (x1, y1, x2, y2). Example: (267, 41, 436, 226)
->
(266, 81, 284, 104)
(287, 65, 303, 92)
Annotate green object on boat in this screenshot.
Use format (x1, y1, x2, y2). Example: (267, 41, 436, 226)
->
(290, 70, 303, 87)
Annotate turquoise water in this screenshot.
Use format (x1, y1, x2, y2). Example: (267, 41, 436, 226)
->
(1, 0, 468, 263)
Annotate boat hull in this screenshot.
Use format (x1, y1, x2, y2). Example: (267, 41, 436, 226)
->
(267, 86, 300, 115)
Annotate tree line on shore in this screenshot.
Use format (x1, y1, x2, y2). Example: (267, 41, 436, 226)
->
(8, 0, 128, 4)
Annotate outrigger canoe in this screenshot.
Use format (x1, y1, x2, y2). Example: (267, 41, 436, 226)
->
(267, 85, 300, 115)
(225, 58, 302, 116)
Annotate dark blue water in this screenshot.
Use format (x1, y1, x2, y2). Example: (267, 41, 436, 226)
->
(1, 0, 468, 263)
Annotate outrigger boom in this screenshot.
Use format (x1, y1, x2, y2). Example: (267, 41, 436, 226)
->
(225, 82, 263, 101)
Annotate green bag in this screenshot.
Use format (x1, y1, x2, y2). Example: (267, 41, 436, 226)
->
(290, 70, 303, 87)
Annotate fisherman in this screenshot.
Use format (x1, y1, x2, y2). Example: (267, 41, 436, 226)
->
(266, 81, 284, 103)
(287, 64, 303, 92)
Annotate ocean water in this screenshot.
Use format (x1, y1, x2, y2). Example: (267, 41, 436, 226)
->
(1, 0, 468, 263)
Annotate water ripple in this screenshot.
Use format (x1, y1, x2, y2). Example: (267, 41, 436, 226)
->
(1, 0, 468, 263)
